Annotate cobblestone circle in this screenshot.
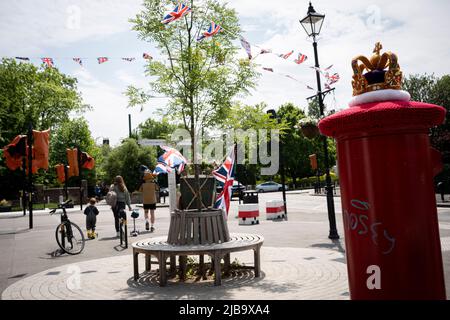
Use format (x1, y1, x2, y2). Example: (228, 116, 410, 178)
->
(2, 247, 349, 300)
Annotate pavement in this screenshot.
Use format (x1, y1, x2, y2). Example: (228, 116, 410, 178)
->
(1, 191, 450, 300)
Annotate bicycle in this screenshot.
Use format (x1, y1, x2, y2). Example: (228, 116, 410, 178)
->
(50, 200, 85, 255)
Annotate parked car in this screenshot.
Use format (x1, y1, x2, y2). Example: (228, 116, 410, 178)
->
(216, 181, 246, 199)
(256, 181, 289, 193)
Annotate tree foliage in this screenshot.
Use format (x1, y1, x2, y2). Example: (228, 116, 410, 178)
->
(0, 58, 88, 146)
(127, 0, 259, 161)
(102, 139, 157, 192)
(403, 74, 450, 188)
(0, 59, 89, 199)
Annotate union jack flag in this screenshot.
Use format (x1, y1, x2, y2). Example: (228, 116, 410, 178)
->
(153, 162, 169, 175)
(326, 72, 340, 85)
(158, 146, 187, 174)
(143, 53, 153, 60)
(161, 3, 192, 25)
(213, 146, 236, 215)
(41, 58, 54, 68)
(97, 57, 109, 64)
(294, 52, 308, 65)
(197, 21, 222, 41)
(73, 58, 83, 66)
(122, 58, 136, 62)
(278, 50, 294, 59)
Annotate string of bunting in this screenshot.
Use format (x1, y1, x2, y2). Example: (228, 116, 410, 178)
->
(6, 2, 340, 90)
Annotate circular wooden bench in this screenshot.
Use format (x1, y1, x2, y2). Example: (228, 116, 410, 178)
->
(132, 233, 264, 286)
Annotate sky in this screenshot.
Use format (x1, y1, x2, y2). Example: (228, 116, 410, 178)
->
(1, 0, 450, 146)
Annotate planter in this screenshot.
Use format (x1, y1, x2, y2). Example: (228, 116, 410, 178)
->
(0, 206, 12, 212)
(167, 208, 230, 245)
(300, 124, 320, 139)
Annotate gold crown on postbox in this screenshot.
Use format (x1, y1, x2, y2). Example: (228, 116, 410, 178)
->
(349, 42, 410, 107)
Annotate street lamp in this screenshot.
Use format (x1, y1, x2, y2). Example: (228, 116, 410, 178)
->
(300, 2, 339, 239)
(267, 109, 288, 220)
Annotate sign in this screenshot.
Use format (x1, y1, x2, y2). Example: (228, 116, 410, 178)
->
(138, 139, 166, 147)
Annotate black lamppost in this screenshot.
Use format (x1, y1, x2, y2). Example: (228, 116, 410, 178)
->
(267, 109, 288, 220)
(300, 2, 339, 239)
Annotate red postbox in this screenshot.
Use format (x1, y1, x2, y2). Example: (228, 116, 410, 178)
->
(318, 43, 447, 300)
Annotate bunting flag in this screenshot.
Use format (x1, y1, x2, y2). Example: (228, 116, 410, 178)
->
(41, 58, 54, 68)
(294, 52, 308, 65)
(307, 85, 315, 90)
(324, 83, 331, 90)
(197, 21, 222, 41)
(73, 58, 83, 67)
(260, 48, 272, 54)
(239, 36, 252, 60)
(262, 67, 274, 72)
(97, 57, 109, 64)
(122, 58, 136, 62)
(143, 53, 153, 60)
(161, 3, 192, 25)
(278, 50, 294, 59)
(325, 72, 340, 85)
(15, 57, 30, 61)
(324, 64, 334, 71)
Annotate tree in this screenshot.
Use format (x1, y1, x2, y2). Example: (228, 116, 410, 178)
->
(0, 58, 88, 146)
(49, 118, 100, 187)
(103, 139, 157, 192)
(128, 0, 258, 207)
(220, 103, 288, 185)
(403, 74, 450, 190)
(138, 117, 179, 140)
(0, 59, 88, 200)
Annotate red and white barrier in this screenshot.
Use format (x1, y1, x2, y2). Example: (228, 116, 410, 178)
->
(266, 200, 285, 220)
(238, 204, 260, 225)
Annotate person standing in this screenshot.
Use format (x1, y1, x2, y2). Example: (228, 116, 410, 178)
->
(139, 171, 159, 232)
(110, 176, 132, 237)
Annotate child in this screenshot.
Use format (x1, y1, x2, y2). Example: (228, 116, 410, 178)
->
(84, 198, 99, 239)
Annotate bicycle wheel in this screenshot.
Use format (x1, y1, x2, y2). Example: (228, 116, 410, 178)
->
(55, 221, 85, 255)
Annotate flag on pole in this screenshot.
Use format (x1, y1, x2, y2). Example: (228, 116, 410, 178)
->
(278, 50, 294, 59)
(97, 57, 109, 64)
(73, 58, 83, 67)
(158, 146, 187, 174)
(153, 163, 169, 175)
(197, 21, 222, 41)
(41, 58, 54, 68)
(161, 3, 192, 25)
(122, 58, 136, 62)
(294, 52, 308, 64)
(213, 145, 236, 215)
(240, 36, 252, 60)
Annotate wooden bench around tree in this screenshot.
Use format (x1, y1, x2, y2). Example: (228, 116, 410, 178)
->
(132, 233, 264, 286)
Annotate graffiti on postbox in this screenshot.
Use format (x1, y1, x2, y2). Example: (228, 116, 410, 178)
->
(343, 199, 396, 255)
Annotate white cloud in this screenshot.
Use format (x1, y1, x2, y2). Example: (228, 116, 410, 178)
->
(0, 0, 143, 55)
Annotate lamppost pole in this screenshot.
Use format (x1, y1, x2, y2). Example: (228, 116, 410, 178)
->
(301, 2, 339, 239)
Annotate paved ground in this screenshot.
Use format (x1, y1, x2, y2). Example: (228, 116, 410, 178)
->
(1, 191, 450, 300)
